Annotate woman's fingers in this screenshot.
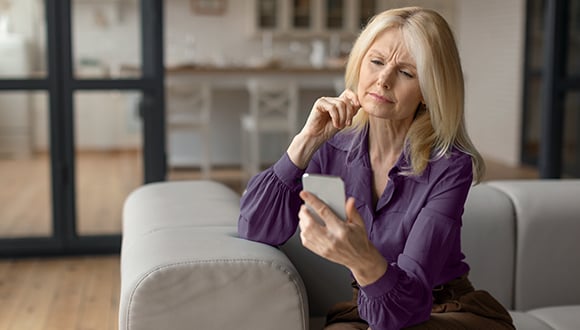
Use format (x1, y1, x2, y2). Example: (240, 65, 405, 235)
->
(316, 94, 360, 130)
(299, 190, 344, 228)
(316, 97, 344, 129)
(299, 192, 367, 266)
(303, 89, 360, 139)
(339, 88, 360, 108)
(298, 203, 332, 256)
(340, 90, 361, 126)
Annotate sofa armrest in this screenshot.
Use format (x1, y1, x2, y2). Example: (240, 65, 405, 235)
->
(489, 180, 580, 311)
(119, 226, 308, 330)
(122, 180, 242, 248)
(461, 183, 516, 309)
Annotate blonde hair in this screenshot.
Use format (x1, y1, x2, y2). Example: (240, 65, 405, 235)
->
(344, 7, 485, 183)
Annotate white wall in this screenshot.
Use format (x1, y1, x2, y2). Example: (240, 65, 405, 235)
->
(73, 0, 257, 72)
(164, 0, 259, 68)
(456, 0, 526, 166)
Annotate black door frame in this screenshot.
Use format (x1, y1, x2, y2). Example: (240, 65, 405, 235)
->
(537, 0, 568, 178)
(0, 0, 165, 257)
(522, 0, 580, 178)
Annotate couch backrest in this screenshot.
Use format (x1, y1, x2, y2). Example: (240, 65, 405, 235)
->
(281, 232, 353, 318)
(461, 183, 516, 309)
(282, 183, 520, 317)
(489, 180, 580, 311)
(282, 180, 580, 317)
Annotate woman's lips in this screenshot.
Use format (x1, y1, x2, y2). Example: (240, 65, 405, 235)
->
(368, 92, 394, 103)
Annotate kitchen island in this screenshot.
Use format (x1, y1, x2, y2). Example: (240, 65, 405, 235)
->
(164, 64, 345, 169)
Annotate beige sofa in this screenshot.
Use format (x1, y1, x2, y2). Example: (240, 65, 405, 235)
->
(119, 179, 580, 330)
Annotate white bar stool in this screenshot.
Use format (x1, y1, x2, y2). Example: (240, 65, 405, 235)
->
(166, 81, 212, 179)
(241, 79, 299, 181)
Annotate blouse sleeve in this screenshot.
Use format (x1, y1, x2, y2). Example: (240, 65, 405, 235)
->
(357, 156, 473, 330)
(238, 152, 321, 246)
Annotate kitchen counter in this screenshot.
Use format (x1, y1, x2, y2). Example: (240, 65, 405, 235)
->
(166, 63, 344, 74)
(165, 64, 345, 90)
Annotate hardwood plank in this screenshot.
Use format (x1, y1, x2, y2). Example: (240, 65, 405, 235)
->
(42, 257, 90, 330)
(75, 256, 118, 330)
(0, 260, 41, 330)
(0, 259, 11, 278)
(108, 257, 121, 330)
(6, 259, 62, 330)
(0, 154, 52, 237)
(0, 256, 121, 330)
(75, 151, 140, 235)
(0, 151, 143, 238)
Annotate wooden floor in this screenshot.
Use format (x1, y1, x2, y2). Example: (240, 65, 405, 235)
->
(0, 256, 119, 330)
(0, 151, 539, 330)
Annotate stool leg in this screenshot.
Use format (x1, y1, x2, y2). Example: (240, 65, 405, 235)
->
(250, 128, 260, 177)
(200, 127, 211, 179)
(241, 126, 250, 183)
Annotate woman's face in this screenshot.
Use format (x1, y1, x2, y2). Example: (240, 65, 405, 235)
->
(357, 28, 423, 123)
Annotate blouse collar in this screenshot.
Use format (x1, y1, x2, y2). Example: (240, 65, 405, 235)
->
(328, 123, 431, 183)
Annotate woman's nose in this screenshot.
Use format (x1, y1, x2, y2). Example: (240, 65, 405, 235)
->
(377, 67, 394, 89)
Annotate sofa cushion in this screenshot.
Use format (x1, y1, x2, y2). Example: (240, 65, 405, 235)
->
(489, 180, 580, 311)
(461, 184, 515, 309)
(527, 305, 580, 330)
(509, 311, 552, 330)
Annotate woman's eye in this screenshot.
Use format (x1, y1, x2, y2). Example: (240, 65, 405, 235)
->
(370, 59, 383, 65)
(400, 70, 414, 78)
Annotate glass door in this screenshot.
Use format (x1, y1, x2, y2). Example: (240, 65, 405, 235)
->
(71, 1, 145, 238)
(0, 0, 55, 255)
(0, 0, 165, 256)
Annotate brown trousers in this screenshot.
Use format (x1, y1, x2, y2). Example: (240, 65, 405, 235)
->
(325, 274, 515, 330)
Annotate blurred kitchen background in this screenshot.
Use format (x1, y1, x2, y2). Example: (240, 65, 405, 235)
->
(0, 0, 578, 256)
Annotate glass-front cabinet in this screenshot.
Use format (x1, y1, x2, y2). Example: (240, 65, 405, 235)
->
(255, 0, 377, 37)
(258, 0, 278, 29)
(254, 0, 456, 37)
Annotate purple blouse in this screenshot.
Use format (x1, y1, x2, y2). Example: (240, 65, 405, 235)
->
(238, 124, 473, 330)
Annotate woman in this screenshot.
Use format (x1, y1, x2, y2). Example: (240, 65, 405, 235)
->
(238, 7, 514, 330)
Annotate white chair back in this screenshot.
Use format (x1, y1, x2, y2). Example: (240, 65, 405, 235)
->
(241, 79, 299, 180)
(246, 79, 298, 134)
(165, 81, 212, 178)
(166, 82, 211, 127)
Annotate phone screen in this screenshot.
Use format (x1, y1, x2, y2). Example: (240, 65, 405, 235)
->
(302, 173, 346, 221)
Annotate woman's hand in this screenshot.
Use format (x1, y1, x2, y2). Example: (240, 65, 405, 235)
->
(287, 90, 360, 169)
(300, 89, 361, 141)
(298, 191, 388, 287)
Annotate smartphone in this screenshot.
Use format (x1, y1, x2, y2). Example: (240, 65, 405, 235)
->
(301, 173, 346, 222)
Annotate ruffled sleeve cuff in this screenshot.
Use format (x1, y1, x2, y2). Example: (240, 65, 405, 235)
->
(272, 153, 306, 192)
(359, 263, 402, 298)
